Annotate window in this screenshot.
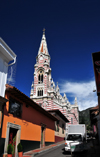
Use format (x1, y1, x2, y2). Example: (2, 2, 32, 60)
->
(62, 124, 64, 134)
(38, 70, 43, 84)
(9, 97, 22, 118)
(37, 88, 43, 96)
(71, 118, 73, 124)
(67, 134, 82, 142)
(56, 121, 59, 132)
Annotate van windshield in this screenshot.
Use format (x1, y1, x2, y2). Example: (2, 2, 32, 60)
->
(67, 134, 82, 141)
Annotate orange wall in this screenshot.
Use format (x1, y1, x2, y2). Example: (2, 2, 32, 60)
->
(2, 93, 55, 142)
(45, 128, 55, 142)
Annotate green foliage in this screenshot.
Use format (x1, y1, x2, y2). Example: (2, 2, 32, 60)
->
(87, 125, 92, 131)
(79, 116, 86, 124)
(79, 107, 92, 131)
(17, 143, 23, 152)
(7, 144, 13, 154)
(12, 135, 16, 156)
(57, 126, 59, 132)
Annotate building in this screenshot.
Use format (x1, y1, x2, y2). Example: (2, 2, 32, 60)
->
(30, 31, 79, 129)
(1, 84, 58, 157)
(92, 51, 100, 144)
(90, 105, 100, 142)
(0, 37, 16, 97)
(0, 38, 17, 150)
(48, 109, 69, 142)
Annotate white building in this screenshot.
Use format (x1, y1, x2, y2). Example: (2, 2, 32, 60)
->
(0, 37, 17, 97)
(0, 37, 16, 128)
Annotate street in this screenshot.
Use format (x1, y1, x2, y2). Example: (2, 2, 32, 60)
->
(35, 144, 88, 157)
(36, 144, 70, 157)
(35, 139, 97, 157)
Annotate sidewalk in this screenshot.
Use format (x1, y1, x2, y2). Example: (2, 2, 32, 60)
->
(23, 141, 65, 157)
(23, 139, 100, 157)
(88, 138, 100, 157)
(69, 139, 100, 157)
(77, 138, 100, 157)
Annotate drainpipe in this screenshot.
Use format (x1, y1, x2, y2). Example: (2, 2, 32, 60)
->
(8, 57, 16, 66)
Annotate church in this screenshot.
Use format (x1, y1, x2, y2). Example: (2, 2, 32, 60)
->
(30, 30, 79, 129)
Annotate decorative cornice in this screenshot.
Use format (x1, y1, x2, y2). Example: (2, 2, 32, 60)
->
(7, 122, 21, 130)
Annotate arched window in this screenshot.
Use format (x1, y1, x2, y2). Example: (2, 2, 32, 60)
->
(40, 90, 42, 96)
(38, 70, 43, 84)
(41, 90, 43, 96)
(37, 88, 43, 96)
(38, 90, 39, 96)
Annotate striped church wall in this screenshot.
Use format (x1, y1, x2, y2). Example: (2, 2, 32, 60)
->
(70, 108, 79, 124)
(44, 76, 47, 94)
(67, 113, 78, 124)
(33, 77, 38, 95)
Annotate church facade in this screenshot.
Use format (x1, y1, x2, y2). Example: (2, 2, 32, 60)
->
(30, 31, 79, 128)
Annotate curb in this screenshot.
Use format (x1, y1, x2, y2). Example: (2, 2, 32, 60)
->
(23, 142, 65, 157)
(33, 142, 64, 157)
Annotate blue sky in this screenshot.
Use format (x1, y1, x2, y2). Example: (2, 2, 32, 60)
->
(0, 0, 99, 111)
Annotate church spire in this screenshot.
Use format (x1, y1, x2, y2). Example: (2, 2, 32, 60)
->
(43, 28, 45, 34)
(38, 29, 49, 56)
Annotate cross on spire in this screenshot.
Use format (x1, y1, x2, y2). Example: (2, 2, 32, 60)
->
(43, 28, 45, 34)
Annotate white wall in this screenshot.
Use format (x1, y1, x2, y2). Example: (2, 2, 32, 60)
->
(0, 56, 8, 97)
(0, 37, 16, 98)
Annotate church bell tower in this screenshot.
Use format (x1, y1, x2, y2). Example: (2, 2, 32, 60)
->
(30, 30, 52, 101)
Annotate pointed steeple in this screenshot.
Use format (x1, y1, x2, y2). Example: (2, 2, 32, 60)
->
(56, 82, 60, 94)
(53, 82, 55, 89)
(74, 97, 78, 105)
(63, 93, 67, 101)
(41, 43, 43, 52)
(38, 29, 49, 56)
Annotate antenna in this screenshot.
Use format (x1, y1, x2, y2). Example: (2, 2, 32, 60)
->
(7, 60, 17, 86)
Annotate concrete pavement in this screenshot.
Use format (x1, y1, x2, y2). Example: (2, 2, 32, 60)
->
(23, 141, 65, 157)
(72, 139, 100, 157)
(87, 138, 100, 157)
(23, 139, 100, 157)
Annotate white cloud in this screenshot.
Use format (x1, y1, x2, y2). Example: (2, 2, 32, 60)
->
(60, 80, 98, 111)
(7, 64, 16, 85)
(7, 77, 15, 83)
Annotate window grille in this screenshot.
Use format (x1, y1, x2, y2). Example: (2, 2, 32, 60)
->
(37, 88, 43, 96)
(9, 97, 22, 118)
(38, 70, 43, 84)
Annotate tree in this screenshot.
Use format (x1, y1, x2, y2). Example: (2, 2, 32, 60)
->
(79, 116, 86, 124)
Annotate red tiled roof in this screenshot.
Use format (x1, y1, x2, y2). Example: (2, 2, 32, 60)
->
(0, 95, 8, 103)
(90, 105, 99, 110)
(91, 110, 99, 115)
(48, 109, 69, 122)
(5, 84, 58, 121)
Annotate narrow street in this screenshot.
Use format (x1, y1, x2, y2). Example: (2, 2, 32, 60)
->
(35, 139, 100, 157)
(35, 143, 88, 157)
(35, 144, 70, 157)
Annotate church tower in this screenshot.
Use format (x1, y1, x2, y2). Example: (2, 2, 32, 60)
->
(30, 30, 79, 125)
(30, 29, 51, 100)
